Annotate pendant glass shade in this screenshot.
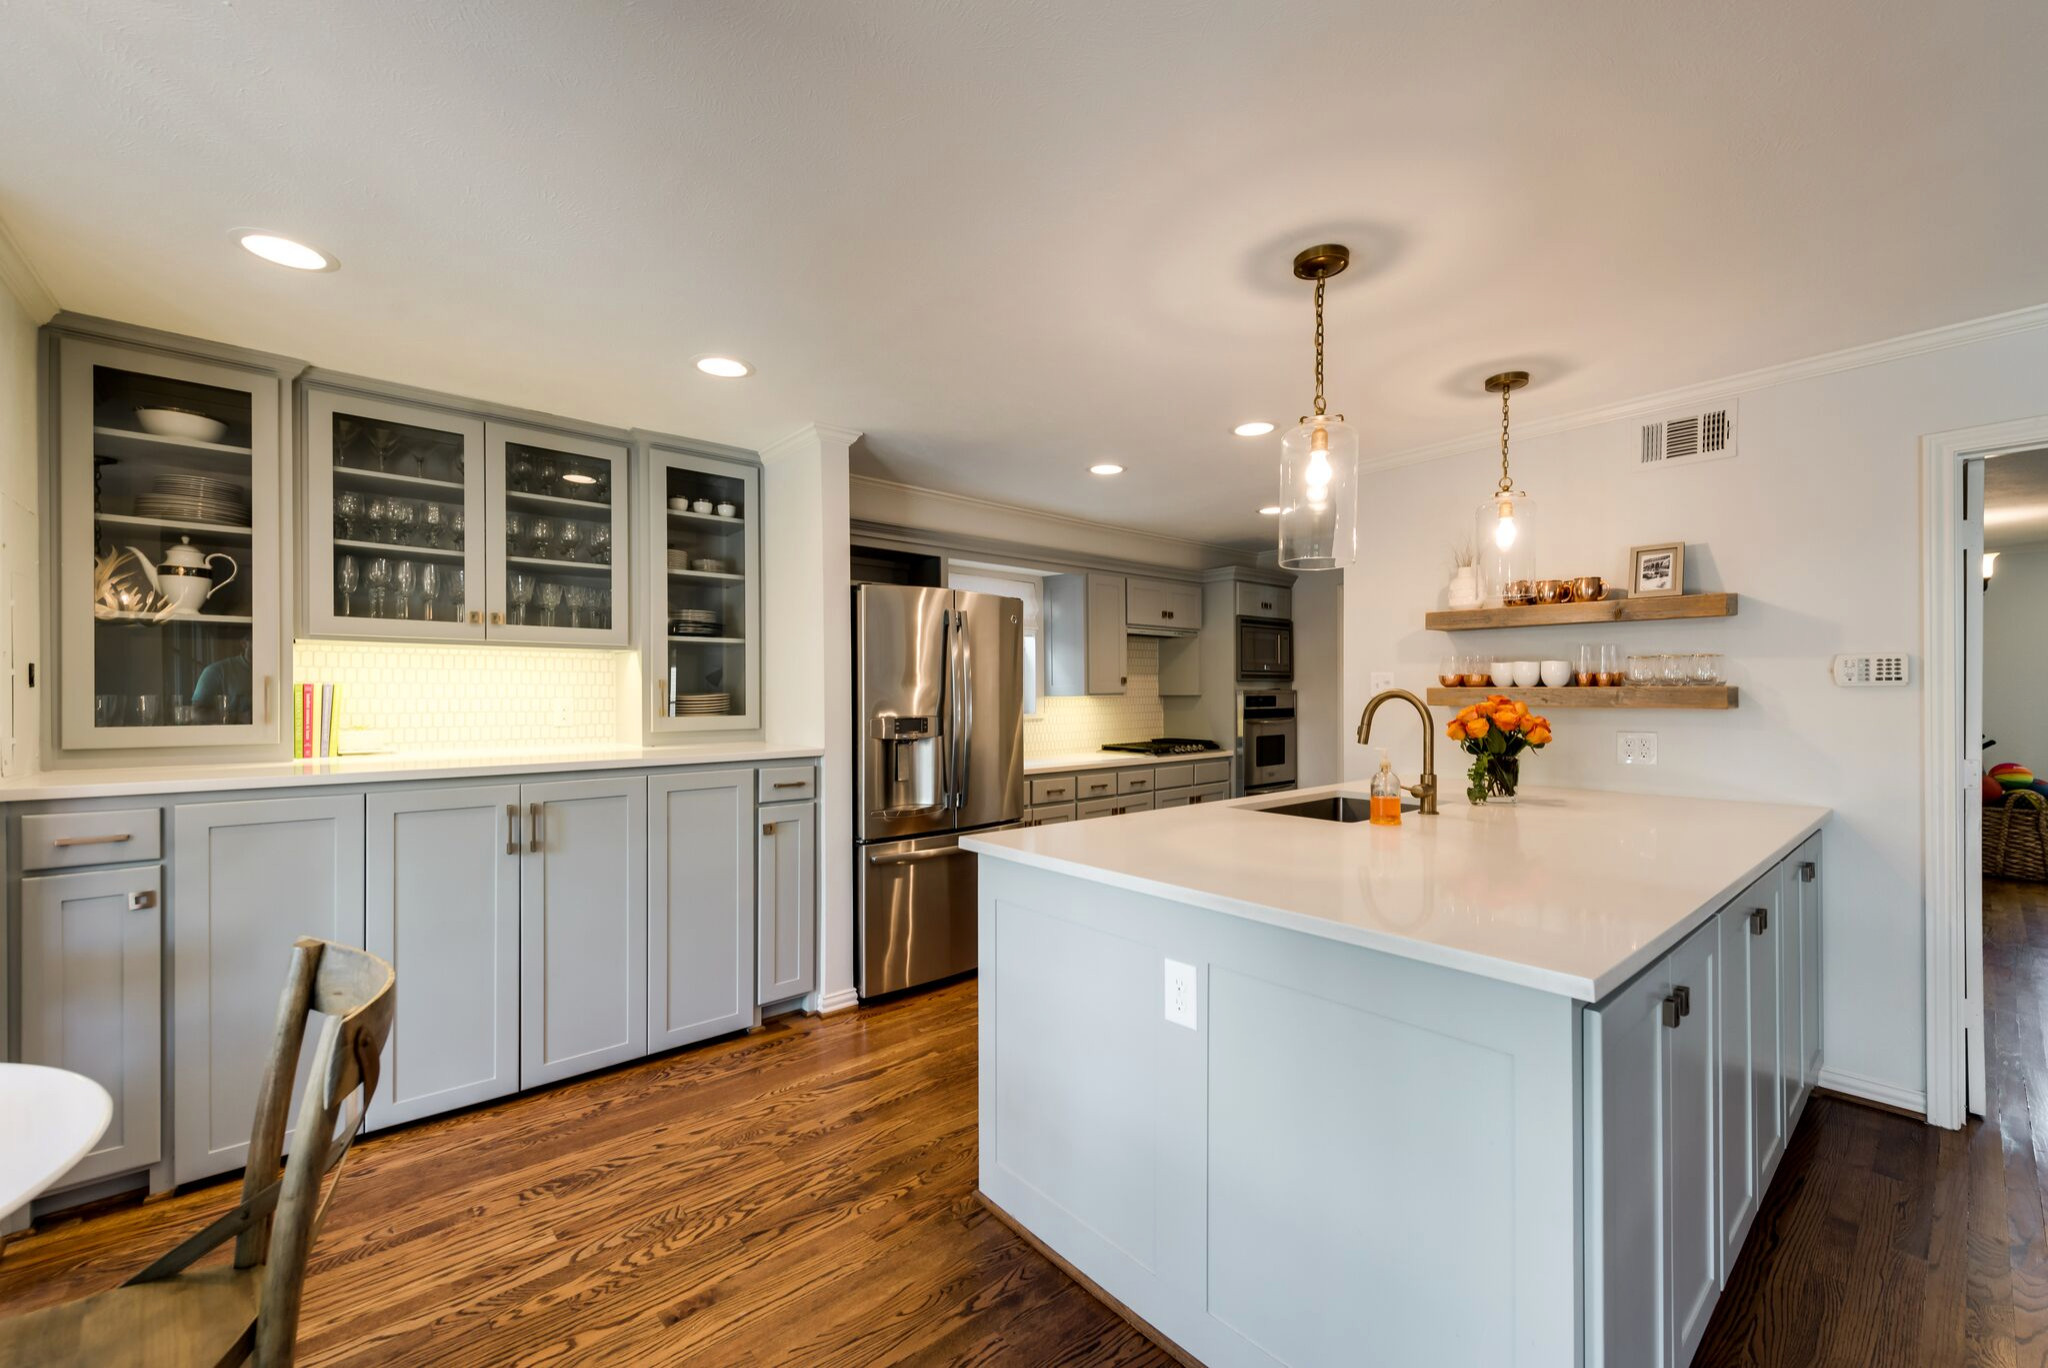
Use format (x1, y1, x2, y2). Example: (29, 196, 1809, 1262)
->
(1278, 415, 1358, 570)
(1475, 491, 1536, 603)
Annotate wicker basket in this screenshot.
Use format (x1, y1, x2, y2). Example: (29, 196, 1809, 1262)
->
(1985, 790, 2048, 882)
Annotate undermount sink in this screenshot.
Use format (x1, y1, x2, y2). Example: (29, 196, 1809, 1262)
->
(1255, 794, 1420, 823)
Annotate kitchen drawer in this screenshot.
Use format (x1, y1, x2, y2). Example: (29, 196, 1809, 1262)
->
(1075, 772, 1119, 800)
(1029, 775, 1079, 805)
(1152, 763, 1193, 790)
(1111, 793, 1156, 814)
(1116, 769, 1155, 795)
(1026, 803, 1076, 826)
(1156, 792, 1191, 810)
(758, 766, 816, 802)
(1193, 759, 1233, 787)
(1076, 796, 1120, 820)
(1186, 781, 1232, 805)
(21, 808, 163, 871)
(1236, 582, 1292, 619)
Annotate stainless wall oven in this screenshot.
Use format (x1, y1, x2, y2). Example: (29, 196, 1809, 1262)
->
(1239, 689, 1298, 793)
(1237, 616, 1293, 681)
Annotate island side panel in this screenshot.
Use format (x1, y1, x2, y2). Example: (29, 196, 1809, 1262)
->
(977, 857, 1582, 1368)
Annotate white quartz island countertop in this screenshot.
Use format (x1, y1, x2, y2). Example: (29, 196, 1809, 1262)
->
(0, 744, 825, 802)
(964, 782, 1828, 1001)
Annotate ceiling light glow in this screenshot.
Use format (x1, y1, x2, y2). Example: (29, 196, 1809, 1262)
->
(1234, 421, 1276, 437)
(694, 355, 753, 378)
(1089, 463, 1125, 476)
(237, 231, 335, 271)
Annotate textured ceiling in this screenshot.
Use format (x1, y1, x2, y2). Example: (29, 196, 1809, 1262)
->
(2, 1, 2045, 547)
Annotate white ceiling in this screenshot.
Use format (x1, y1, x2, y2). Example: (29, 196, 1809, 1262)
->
(1985, 448, 2048, 551)
(3, 1, 2045, 548)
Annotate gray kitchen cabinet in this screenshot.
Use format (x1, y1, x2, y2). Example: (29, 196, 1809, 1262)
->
(1796, 836, 1823, 1101)
(519, 776, 647, 1086)
(640, 435, 763, 736)
(1745, 878, 1785, 1181)
(757, 796, 817, 1003)
(1125, 576, 1202, 632)
(484, 423, 631, 647)
(1235, 580, 1292, 619)
(1664, 919, 1720, 1368)
(1716, 879, 1763, 1262)
(364, 783, 520, 1127)
(20, 864, 163, 1189)
(1045, 572, 1127, 695)
(171, 794, 366, 1183)
(649, 769, 756, 1050)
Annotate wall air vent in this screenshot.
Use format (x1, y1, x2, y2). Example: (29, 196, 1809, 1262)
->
(1640, 400, 1737, 468)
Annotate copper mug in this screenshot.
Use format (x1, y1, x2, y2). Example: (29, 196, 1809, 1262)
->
(1572, 575, 1606, 602)
(1502, 579, 1534, 606)
(1535, 579, 1571, 605)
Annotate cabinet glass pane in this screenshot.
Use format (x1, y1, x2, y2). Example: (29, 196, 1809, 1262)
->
(661, 464, 748, 720)
(329, 411, 471, 624)
(90, 364, 255, 730)
(501, 440, 618, 634)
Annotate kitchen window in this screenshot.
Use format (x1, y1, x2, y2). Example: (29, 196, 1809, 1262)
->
(949, 567, 1044, 717)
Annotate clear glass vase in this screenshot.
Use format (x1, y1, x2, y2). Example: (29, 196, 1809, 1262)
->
(1467, 753, 1520, 805)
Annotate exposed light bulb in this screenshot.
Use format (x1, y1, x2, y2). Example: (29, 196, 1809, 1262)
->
(1493, 499, 1519, 549)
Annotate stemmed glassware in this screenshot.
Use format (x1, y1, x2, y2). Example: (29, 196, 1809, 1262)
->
(335, 491, 362, 541)
(504, 511, 527, 558)
(338, 555, 360, 616)
(510, 450, 534, 492)
(412, 442, 429, 479)
(364, 497, 390, 546)
(394, 561, 416, 620)
(538, 582, 563, 626)
(590, 524, 611, 564)
(557, 520, 582, 562)
(392, 500, 418, 546)
(368, 427, 401, 473)
(334, 416, 359, 468)
(452, 568, 466, 622)
(422, 502, 447, 549)
(365, 557, 392, 618)
(564, 584, 586, 629)
(535, 454, 559, 494)
(529, 518, 555, 559)
(451, 508, 466, 550)
(420, 563, 441, 621)
(596, 587, 612, 629)
(509, 571, 535, 625)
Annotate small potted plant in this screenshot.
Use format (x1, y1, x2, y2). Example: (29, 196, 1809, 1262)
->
(1447, 539, 1480, 609)
(1445, 696, 1552, 804)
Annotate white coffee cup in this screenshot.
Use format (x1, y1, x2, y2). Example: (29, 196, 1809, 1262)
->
(1512, 660, 1542, 688)
(1540, 659, 1571, 687)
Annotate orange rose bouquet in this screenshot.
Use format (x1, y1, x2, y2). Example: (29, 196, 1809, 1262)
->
(1444, 696, 1553, 804)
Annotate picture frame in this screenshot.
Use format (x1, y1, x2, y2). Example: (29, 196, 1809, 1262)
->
(1629, 542, 1685, 598)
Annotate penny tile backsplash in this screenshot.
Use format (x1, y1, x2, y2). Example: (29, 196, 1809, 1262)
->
(292, 641, 630, 751)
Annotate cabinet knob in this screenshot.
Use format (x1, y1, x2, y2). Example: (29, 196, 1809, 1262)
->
(491, 611, 504, 625)
(470, 610, 483, 625)
(1749, 906, 1769, 935)
(762, 821, 780, 834)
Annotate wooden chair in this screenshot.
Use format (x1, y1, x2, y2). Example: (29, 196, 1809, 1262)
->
(0, 937, 395, 1367)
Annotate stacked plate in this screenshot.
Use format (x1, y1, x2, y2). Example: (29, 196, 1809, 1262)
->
(134, 473, 249, 527)
(671, 693, 730, 716)
(668, 608, 723, 637)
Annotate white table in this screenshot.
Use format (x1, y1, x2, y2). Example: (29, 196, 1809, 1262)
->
(0, 1064, 112, 1220)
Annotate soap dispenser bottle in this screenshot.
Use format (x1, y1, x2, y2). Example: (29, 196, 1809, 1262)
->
(1370, 750, 1402, 826)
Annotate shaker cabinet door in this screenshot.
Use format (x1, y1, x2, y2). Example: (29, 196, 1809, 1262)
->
(1798, 837, 1824, 1102)
(757, 799, 817, 1003)
(648, 770, 756, 1049)
(21, 865, 164, 1189)
(1717, 897, 1759, 1264)
(519, 777, 647, 1086)
(1664, 922, 1720, 1368)
(1585, 957, 1668, 1368)
(1747, 881, 1785, 1180)
(365, 784, 520, 1127)
(484, 423, 629, 646)
(645, 441, 760, 734)
(171, 795, 366, 1183)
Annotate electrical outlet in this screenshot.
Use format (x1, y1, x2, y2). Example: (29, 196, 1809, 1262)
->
(1617, 732, 1658, 765)
(552, 699, 571, 728)
(1164, 959, 1198, 1030)
(1370, 671, 1394, 693)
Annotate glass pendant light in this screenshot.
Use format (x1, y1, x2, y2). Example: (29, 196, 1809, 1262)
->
(1474, 371, 1534, 603)
(1277, 244, 1358, 570)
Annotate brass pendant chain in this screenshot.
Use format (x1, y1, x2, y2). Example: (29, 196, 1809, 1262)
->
(1495, 383, 1514, 497)
(1312, 277, 1326, 418)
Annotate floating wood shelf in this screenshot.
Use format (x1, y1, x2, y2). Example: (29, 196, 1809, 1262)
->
(1426, 686, 1739, 711)
(1425, 592, 1738, 631)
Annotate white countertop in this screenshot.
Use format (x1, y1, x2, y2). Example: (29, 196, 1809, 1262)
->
(964, 783, 1828, 1000)
(0, 744, 824, 802)
(1024, 748, 1230, 775)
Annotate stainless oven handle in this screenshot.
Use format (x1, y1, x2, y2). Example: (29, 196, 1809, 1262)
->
(868, 847, 973, 867)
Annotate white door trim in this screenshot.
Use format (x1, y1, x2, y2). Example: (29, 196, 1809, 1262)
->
(1922, 413, 2048, 1129)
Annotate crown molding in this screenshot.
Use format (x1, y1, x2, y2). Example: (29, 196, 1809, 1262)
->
(762, 422, 864, 461)
(0, 213, 57, 322)
(1364, 300, 2048, 475)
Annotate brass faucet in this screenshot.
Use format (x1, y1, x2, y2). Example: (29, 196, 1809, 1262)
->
(1356, 689, 1437, 815)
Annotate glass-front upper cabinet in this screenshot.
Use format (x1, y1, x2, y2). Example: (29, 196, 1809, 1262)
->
(303, 387, 487, 640)
(483, 423, 629, 646)
(642, 437, 760, 733)
(54, 336, 284, 750)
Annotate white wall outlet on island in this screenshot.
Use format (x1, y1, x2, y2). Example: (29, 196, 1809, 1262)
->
(1164, 958, 1197, 1030)
(1617, 732, 1658, 765)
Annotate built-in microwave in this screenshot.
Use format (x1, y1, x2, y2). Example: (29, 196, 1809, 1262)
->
(1237, 616, 1293, 680)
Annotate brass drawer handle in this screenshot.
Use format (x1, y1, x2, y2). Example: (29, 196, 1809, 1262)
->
(772, 780, 806, 789)
(53, 832, 134, 847)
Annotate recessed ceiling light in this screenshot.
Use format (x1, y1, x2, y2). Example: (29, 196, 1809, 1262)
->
(1234, 421, 1276, 437)
(1090, 463, 1125, 476)
(1258, 505, 1282, 515)
(235, 231, 336, 271)
(694, 355, 753, 378)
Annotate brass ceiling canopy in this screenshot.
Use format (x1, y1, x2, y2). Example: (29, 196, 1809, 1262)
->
(1292, 244, 1351, 281)
(1484, 370, 1530, 395)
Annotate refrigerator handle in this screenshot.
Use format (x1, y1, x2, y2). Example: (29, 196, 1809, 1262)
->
(955, 609, 974, 815)
(943, 605, 961, 811)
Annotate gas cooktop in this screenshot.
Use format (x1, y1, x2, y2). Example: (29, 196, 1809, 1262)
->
(1100, 737, 1224, 756)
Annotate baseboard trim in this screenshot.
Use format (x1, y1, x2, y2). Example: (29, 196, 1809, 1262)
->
(1816, 1065, 1928, 1119)
(816, 986, 861, 1015)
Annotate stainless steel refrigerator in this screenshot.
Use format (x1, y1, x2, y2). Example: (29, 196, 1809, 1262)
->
(854, 584, 1023, 997)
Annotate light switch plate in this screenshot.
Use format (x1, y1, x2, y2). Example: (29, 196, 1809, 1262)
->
(1164, 959, 1198, 1030)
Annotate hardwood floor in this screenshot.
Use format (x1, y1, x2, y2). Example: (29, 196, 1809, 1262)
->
(5, 883, 2048, 1364)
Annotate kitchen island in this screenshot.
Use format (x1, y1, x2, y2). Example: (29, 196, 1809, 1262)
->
(963, 784, 1827, 1368)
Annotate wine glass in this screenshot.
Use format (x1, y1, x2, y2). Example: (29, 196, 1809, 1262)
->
(422, 502, 447, 549)
(334, 491, 362, 541)
(535, 454, 559, 494)
(597, 587, 612, 629)
(334, 415, 359, 468)
(364, 496, 390, 545)
(564, 584, 586, 629)
(394, 560, 416, 619)
(365, 557, 392, 618)
(412, 441, 429, 479)
(530, 518, 555, 560)
(557, 520, 582, 562)
(504, 511, 527, 557)
(452, 508, 466, 550)
(590, 524, 611, 564)
(420, 563, 441, 621)
(538, 582, 563, 626)
(452, 568, 466, 622)
(338, 554, 360, 616)
(509, 571, 535, 625)
(392, 500, 418, 546)
(368, 427, 400, 472)
(510, 450, 534, 492)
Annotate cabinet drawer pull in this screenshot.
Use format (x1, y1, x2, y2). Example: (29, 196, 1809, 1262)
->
(1662, 994, 1682, 1029)
(529, 802, 543, 852)
(1749, 906, 1769, 935)
(470, 610, 483, 625)
(127, 889, 156, 911)
(52, 832, 133, 847)
(1799, 861, 1816, 883)
(491, 611, 504, 625)
(506, 804, 521, 855)
(1672, 984, 1691, 1019)
(772, 780, 806, 789)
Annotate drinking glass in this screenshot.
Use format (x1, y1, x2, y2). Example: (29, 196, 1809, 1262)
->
(394, 560, 416, 619)
(95, 693, 121, 728)
(211, 694, 236, 725)
(392, 500, 418, 546)
(564, 584, 587, 629)
(1660, 653, 1688, 686)
(1692, 652, 1724, 685)
(538, 582, 563, 626)
(1596, 644, 1623, 687)
(422, 502, 447, 548)
(590, 524, 611, 564)
(597, 587, 612, 629)
(535, 454, 559, 494)
(334, 490, 362, 541)
(364, 497, 390, 545)
(338, 555, 360, 616)
(509, 571, 535, 625)
(504, 511, 527, 557)
(1439, 654, 1462, 688)
(133, 694, 162, 727)
(1462, 656, 1491, 687)
(510, 450, 534, 492)
(1626, 653, 1656, 686)
(1575, 644, 1598, 687)
(452, 508, 466, 550)
(530, 518, 555, 560)
(171, 702, 196, 726)
(452, 568, 466, 622)
(365, 557, 392, 618)
(557, 520, 582, 562)
(420, 563, 441, 621)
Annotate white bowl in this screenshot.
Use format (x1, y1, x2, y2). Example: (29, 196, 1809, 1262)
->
(1511, 660, 1542, 688)
(1490, 662, 1514, 686)
(1539, 659, 1571, 687)
(668, 497, 691, 511)
(135, 407, 227, 443)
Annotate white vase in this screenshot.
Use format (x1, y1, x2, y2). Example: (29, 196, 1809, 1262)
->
(1448, 566, 1481, 609)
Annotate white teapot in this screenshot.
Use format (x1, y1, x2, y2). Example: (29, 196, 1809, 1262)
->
(129, 538, 238, 615)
